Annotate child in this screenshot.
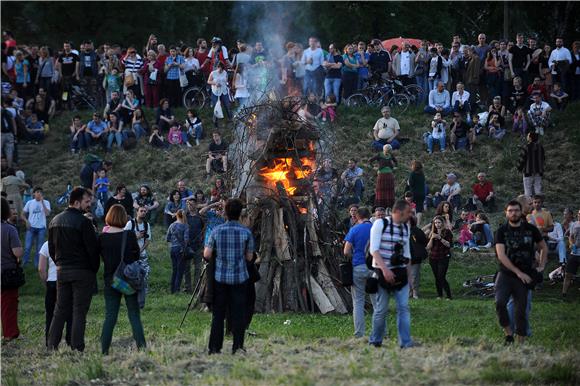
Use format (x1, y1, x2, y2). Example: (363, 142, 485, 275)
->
(404, 191, 417, 214)
(488, 111, 506, 140)
(512, 106, 528, 136)
(549, 83, 568, 111)
(453, 210, 473, 252)
(298, 101, 315, 123)
(526, 76, 547, 101)
(167, 122, 186, 146)
(185, 109, 203, 146)
(25, 113, 45, 143)
(10, 89, 24, 113)
(425, 112, 447, 154)
(509, 76, 526, 113)
(319, 95, 337, 122)
(471, 114, 485, 136)
(306, 92, 321, 117)
(93, 168, 110, 205)
(149, 124, 169, 149)
(103, 67, 122, 103)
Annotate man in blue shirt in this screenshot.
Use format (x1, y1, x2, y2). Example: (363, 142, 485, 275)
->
(84, 112, 108, 150)
(164, 46, 185, 108)
(204, 198, 254, 355)
(344, 207, 373, 338)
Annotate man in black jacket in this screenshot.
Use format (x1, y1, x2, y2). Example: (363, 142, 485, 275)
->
(47, 187, 99, 351)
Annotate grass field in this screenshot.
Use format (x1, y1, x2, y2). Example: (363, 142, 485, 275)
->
(2, 101, 580, 385)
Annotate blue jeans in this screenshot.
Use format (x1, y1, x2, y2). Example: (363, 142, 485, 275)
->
(133, 123, 146, 140)
(211, 93, 231, 121)
(426, 133, 446, 153)
(352, 265, 373, 337)
(353, 179, 364, 202)
(415, 75, 429, 103)
(549, 240, 567, 263)
(468, 223, 494, 247)
(107, 132, 123, 150)
(303, 69, 322, 97)
(71, 133, 87, 151)
(508, 290, 532, 337)
(424, 105, 452, 116)
(372, 138, 401, 151)
(324, 77, 342, 104)
(24, 227, 46, 267)
(369, 284, 413, 348)
(84, 132, 107, 150)
(170, 247, 187, 293)
(187, 122, 203, 140)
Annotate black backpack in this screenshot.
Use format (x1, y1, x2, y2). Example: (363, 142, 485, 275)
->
(130, 219, 149, 240)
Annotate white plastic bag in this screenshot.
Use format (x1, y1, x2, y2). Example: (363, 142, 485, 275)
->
(214, 99, 224, 119)
(149, 70, 157, 82)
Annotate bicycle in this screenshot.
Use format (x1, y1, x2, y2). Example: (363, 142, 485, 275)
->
(462, 274, 495, 298)
(345, 82, 410, 114)
(182, 72, 209, 110)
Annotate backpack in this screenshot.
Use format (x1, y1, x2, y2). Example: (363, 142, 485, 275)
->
(130, 219, 149, 240)
(364, 217, 408, 269)
(83, 153, 102, 165)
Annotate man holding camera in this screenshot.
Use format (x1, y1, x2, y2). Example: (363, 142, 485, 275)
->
(368, 200, 414, 348)
(495, 200, 547, 345)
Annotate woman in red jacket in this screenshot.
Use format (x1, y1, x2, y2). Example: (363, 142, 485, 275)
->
(142, 50, 163, 108)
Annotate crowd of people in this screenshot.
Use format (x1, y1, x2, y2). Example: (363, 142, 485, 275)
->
(1, 28, 579, 355)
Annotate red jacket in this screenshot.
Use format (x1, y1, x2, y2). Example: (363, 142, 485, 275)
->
(472, 181, 494, 202)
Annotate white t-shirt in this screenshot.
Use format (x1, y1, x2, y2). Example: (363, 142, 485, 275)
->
(373, 117, 401, 140)
(528, 101, 551, 116)
(441, 182, 461, 197)
(23, 199, 51, 228)
(124, 219, 152, 257)
(400, 51, 411, 75)
(183, 57, 200, 72)
(39, 241, 57, 282)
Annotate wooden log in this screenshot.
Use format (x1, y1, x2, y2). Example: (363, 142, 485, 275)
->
(308, 275, 335, 314)
(282, 261, 299, 311)
(306, 200, 322, 257)
(254, 260, 271, 313)
(272, 265, 283, 312)
(257, 198, 277, 263)
(316, 262, 348, 314)
(273, 208, 292, 261)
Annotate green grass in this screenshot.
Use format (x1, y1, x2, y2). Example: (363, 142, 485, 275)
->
(3, 102, 580, 385)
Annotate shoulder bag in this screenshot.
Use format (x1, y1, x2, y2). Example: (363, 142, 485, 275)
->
(111, 231, 137, 295)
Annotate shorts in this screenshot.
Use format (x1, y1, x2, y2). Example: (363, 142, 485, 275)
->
(566, 255, 580, 275)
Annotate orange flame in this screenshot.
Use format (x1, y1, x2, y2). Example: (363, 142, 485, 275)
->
(259, 157, 315, 196)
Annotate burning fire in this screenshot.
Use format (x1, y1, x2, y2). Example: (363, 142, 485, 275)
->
(259, 157, 315, 196)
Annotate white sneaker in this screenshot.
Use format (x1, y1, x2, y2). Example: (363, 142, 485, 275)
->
(186, 142, 193, 148)
(195, 139, 200, 146)
(470, 246, 480, 251)
(462, 245, 468, 253)
(482, 243, 492, 248)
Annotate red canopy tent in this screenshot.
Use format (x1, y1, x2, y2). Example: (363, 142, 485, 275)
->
(381, 37, 424, 51)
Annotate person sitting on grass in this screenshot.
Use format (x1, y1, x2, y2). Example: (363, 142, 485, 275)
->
(425, 112, 447, 154)
(131, 107, 148, 140)
(433, 173, 461, 212)
(549, 83, 568, 111)
(84, 112, 108, 150)
(509, 76, 526, 114)
(184, 109, 203, 146)
(451, 82, 471, 119)
(512, 106, 528, 137)
(156, 98, 175, 133)
(149, 124, 169, 149)
(424, 81, 451, 116)
(167, 121, 191, 146)
(371, 106, 401, 151)
(526, 76, 548, 101)
(488, 110, 506, 140)
(470, 113, 485, 137)
(527, 92, 552, 136)
(319, 94, 337, 122)
(466, 211, 494, 251)
(562, 216, 580, 297)
(206, 131, 228, 179)
(449, 112, 474, 151)
(547, 221, 567, 265)
(467, 172, 496, 212)
(25, 113, 45, 144)
(106, 112, 123, 151)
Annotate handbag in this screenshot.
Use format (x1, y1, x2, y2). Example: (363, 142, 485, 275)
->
(1, 264, 25, 289)
(339, 262, 353, 287)
(124, 70, 135, 87)
(111, 231, 136, 295)
(179, 72, 189, 88)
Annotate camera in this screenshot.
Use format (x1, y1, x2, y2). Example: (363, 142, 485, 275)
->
(390, 243, 409, 266)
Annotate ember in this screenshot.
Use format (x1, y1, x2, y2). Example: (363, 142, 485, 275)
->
(259, 157, 315, 196)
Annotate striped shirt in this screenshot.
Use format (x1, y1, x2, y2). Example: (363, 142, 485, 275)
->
(369, 217, 411, 269)
(206, 220, 254, 284)
(122, 55, 143, 74)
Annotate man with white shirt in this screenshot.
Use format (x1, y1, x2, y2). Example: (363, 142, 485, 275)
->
(301, 36, 325, 97)
(433, 173, 462, 210)
(21, 187, 51, 267)
(451, 82, 471, 117)
(371, 106, 401, 150)
(548, 37, 572, 91)
(527, 92, 552, 136)
(393, 42, 415, 86)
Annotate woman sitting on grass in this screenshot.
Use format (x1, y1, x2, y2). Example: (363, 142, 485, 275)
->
(106, 112, 123, 151)
(98, 204, 146, 355)
(149, 124, 169, 149)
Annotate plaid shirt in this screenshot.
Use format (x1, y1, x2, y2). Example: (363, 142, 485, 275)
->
(206, 221, 254, 284)
(165, 55, 184, 80)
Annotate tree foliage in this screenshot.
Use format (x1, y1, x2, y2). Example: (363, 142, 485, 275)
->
(2, 1, 578, 50)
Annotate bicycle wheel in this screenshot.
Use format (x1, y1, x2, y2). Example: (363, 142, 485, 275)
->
(404, 84, 423, 105)
(345, 93, 368, 108)
(386, 93, 410, 114)
(182, 87, 206, 110)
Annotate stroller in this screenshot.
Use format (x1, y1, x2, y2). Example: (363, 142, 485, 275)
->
(70, 84, 97, 111)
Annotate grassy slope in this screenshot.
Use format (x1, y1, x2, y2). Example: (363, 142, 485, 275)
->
(3, 103, 580, 385)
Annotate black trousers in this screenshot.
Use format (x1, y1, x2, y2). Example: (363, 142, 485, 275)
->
(429, 257, 452, 298)
(209, 280, 248, 354)
(45, 281, 71, 347)
(165, 79, 181, 108)
(47, 270, 96, 351)
(495, 271, 528, 336)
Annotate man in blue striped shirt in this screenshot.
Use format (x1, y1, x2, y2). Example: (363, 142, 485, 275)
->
(204, 198, 254, 355)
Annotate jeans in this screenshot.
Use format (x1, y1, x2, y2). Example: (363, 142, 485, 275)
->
(48, 270, 96, 351)
(303, 69, 323, 97)
(324, 77, 342, 104)
(507, 289, 532, 337)
(84, 132, 107, 150)
(429, 257, 452, 298)
(341, 72, 358, 100)
(71, 133, 87, 152)
(351, 265, 370, 337)
(523, 174, 542, 197)
(101, 278, 146, 354)
(133, 123, 146, 140)
(424, 105, 452, 116)
(183, 252, 202, 293)
(107, 132, 123, 150)
(170, 247, 187, 293)
(45, 281, 71, 347)
(426, 133, 446, 153)
(369, 284, 413, 348)
(415, 75, 429, 103)
(211, 93, 231, 122)
(495, 271, 528, 337)
(372, 138, 401, 151)
(187, 123, 203, 140)
(24, 226, 46, 267)
(209, 280, 249, 354)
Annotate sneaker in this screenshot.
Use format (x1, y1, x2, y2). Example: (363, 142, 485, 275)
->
(482, 243, 492, 248)
(412, 294, 419, 300)
(186, 142, 193, 148)
(369, 342, 382, 348)
(462, 245, 469, 253)
(504, 335, 514, 345)
(470, 246, 480, 251)
(195, 139, 200, 146)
